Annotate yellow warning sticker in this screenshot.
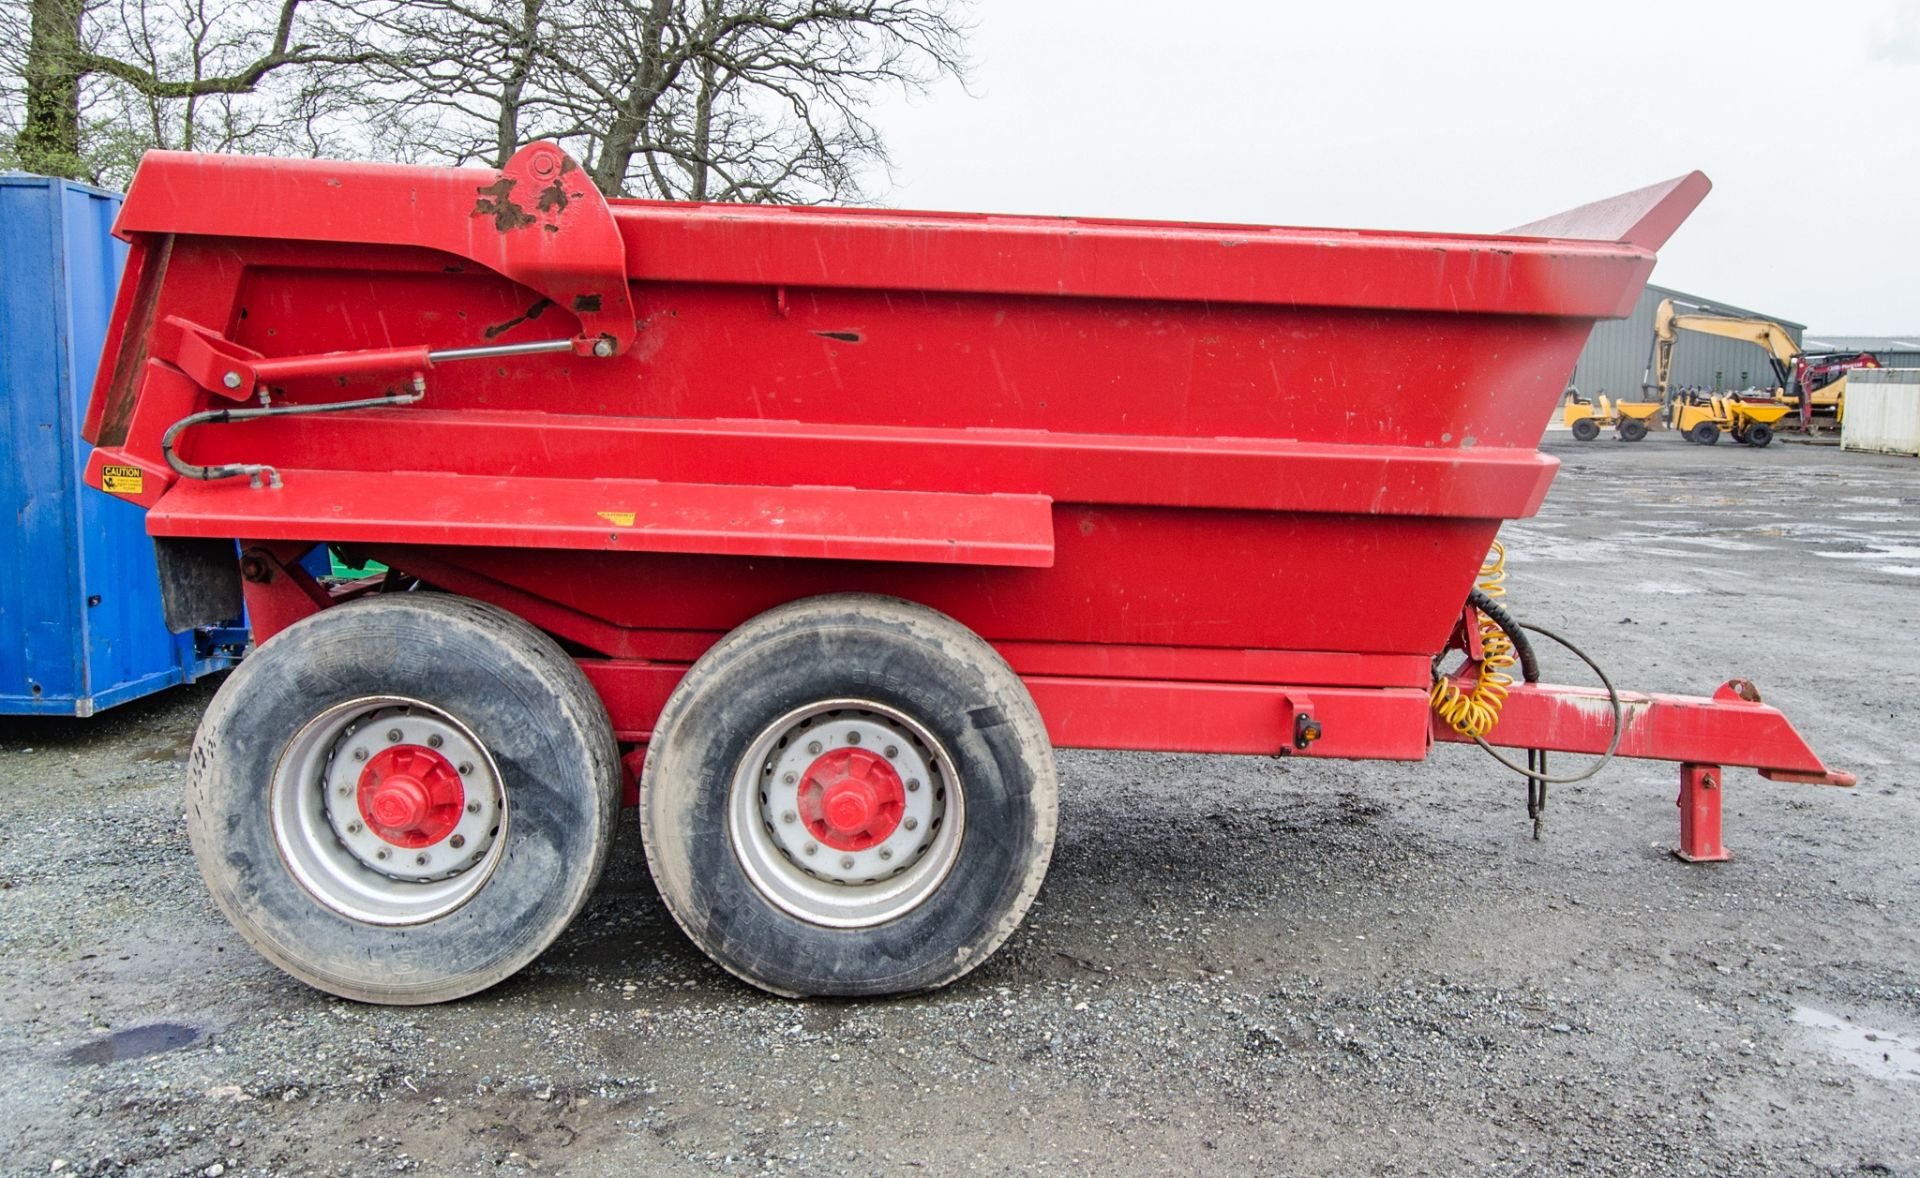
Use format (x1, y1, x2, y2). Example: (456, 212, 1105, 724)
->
(597, 510, 636, 527)
(101, 465, 144, 495)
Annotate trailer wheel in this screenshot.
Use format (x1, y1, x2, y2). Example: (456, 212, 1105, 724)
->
(1618, 418, 1648, 442)
(1746, 423, 1774, 447)
(1690, 423, 1721, 445)
(187, 594, 621, 1004)
(1570, 418, 1599, 441)
(640, 594, 1058, 997)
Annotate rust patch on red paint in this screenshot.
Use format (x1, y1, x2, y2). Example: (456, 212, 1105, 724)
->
(537, 180, 571, 214)
(473, 177, 536, 232)
(483, 297, 555, 339)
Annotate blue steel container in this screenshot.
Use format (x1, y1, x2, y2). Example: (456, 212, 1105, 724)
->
(1, 174, 240, 715)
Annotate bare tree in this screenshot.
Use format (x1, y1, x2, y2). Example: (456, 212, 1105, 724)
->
(1, 0, 380, 183)
(343, 0, 968, 201)
(552, 1, 968, 201)
(343, 0, 560, 168)
(2, 0, 968, 202)
(11, 0, 79, 175)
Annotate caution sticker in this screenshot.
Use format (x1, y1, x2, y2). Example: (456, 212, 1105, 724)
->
(101, 465, 145, 496)
(597, 510, 635, 527)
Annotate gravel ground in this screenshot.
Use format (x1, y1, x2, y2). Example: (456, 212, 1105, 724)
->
(2, 433, 1916, 1176)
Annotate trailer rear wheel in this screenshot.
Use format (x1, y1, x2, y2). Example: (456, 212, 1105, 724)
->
(641, 594, 1057, 997)
(187, 594, 621, 1004)
(1570, 418, 1599, 441)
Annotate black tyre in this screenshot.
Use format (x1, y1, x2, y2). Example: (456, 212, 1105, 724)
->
(1746, 423, 1774, 447)
(187, 594, 621, 1004)
(1618, 417, 1648, 442)
(640, 594, 1058, 998)
(1690, 422, 1721, 445)
(1570, 418, 1600, 441)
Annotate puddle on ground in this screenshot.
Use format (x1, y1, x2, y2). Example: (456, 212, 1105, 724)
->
(1815, 546, 1920, 561)
(1792, 1007, 1920, 1082)
(63, 1022, 203, 1065)
(1659, 536, 1767, 552)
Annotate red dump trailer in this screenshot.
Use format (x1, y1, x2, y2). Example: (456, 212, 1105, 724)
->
(79, 144, 1851, 1003)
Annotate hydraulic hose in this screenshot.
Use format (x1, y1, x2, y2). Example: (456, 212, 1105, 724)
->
(1467, 587, 1538, 685)
(1470, 619, 1623, 787)
(1427, 542, 1626, 839)
(161, 382, 425, 486)
(1429, 543, 1518, 741)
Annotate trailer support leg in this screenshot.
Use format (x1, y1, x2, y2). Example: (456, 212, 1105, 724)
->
(1674, 762, 1731, 863)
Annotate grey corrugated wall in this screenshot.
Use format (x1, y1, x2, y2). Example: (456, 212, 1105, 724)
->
(1566, 283, 1806, 399)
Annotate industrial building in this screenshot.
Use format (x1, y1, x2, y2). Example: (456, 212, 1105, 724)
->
(1802, 333, 1920, 370)
(1566, 282, 1804, 400)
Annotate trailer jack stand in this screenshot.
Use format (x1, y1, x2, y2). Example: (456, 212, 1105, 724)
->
(1675, 762, 1731, 863)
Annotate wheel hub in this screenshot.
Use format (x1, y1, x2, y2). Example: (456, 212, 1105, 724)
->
(799, 748, 904, 850)
(292, 703, 505, 898)
(357, 745, 464, 847)
(730, 701, 963, 925)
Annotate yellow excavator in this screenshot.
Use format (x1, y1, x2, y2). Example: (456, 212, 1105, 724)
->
(1645, 298, 1880, 439)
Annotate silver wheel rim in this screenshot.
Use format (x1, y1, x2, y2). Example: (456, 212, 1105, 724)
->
(727, 698, 963, 929)
(269, 695, 507, 926)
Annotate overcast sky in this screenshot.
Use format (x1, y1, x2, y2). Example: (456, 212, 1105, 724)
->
(861, 0, 1918, 333)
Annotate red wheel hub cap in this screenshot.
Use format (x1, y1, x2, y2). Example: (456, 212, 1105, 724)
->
(357, 745, 465, 848)
(797, 748, 905, 851)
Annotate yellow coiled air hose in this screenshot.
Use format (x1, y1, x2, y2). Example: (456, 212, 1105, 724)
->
(1429, 541, 1515, 740)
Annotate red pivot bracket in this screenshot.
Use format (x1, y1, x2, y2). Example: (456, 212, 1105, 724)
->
(1674, 762, 1731, 863)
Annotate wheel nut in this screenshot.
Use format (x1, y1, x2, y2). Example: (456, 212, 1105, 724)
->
(386, 728, 403, 743)
(840, 855, 855, 870)
(466, 800, 481, 814)
(884, 745, 899, 759)
(375, 848, 390, 860)
(346, 821, 362, 834)
(904, 817, 919, 832)
(427, 734, 443, 749)
(415, 854, 430, 867)
(803, 842, 818, 856)
(449, 834, 465, 849)
(907, 779, 920, 792)
(783, 772, 797, 785)
(458, 762, 474, 776)
(338, 784, 352, 796)
(352, 748, 369, 762)
(781, 810, 796, 824)
(846, 731, 861, 745)
(807, 741, 823, 755)
(879, 848, 893, 861)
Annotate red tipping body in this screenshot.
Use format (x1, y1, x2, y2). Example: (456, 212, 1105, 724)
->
(79, 147, 1848, 854)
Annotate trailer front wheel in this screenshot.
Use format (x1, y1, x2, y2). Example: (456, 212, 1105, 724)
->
(641, 595, 1058, 997)
(187, 594, 621, 1004)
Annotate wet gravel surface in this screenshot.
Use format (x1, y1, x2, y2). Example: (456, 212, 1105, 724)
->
(2, 434, 1916, 1175)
